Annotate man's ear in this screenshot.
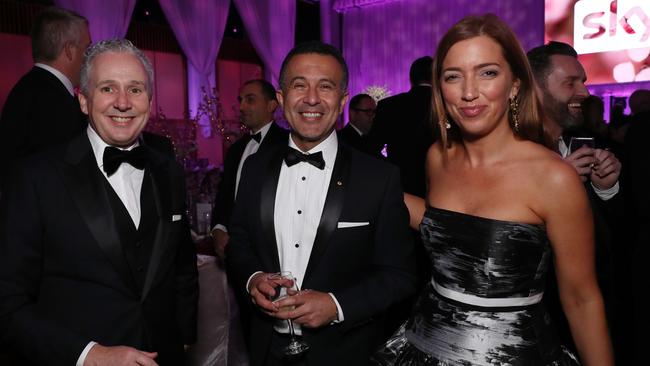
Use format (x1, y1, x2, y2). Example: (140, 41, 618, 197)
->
(63, 41, 74, 62)
(78, 93, 88, 115)
(276, 89, 284, 109)
(267, 100, 279, 114)
(339, 91, 349, 114)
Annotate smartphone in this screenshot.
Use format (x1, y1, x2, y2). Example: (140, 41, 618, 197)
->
(568, 137, 595, 154)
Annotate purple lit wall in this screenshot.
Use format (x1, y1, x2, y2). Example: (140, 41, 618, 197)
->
(337, 0, 545, 99)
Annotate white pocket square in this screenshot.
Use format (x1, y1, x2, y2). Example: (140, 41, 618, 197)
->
(172, 214, 182, 222)
(337, 221, 369, 228)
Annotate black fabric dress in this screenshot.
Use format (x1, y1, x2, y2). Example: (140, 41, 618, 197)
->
(372, 207, 579, 365)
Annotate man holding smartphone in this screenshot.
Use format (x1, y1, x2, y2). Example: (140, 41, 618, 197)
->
(528, 42, 621, 191)
(527, 41, 626, 363)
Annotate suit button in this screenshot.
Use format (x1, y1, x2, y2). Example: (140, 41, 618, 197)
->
(137, 266, 144, 272)
(135, 241, 142, 248)
(297, 210, 302, 214)
(301, 176, 306, 181)
(295, 243, 300, 248)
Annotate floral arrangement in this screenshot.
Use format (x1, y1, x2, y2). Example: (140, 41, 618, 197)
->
(363, 85, 391, 102)
(194, 87, 228, 139)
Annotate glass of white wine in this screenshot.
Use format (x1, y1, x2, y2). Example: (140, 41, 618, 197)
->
(269, 271, 310, 356)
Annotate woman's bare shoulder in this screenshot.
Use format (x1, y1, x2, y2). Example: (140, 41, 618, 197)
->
(519, 142, 580, 189)
(517, 141, 587, 217)
(426, 141, 458, 166)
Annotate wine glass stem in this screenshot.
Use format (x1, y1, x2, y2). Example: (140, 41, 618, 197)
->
(287, 319, 296, 337)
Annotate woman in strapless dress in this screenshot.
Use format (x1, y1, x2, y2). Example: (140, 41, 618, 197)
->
(372, 14, 613, 366)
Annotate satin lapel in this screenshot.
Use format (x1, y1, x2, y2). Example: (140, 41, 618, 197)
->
(304, 144, 350, 283)
(141, 151, 172, 301)
(260, 147, 284, 272)
(60, 135, 133, 288)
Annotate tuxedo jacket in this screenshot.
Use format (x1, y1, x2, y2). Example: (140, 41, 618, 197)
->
(0, 66, 87, 188)
(338, 123, 370, 155)
(621, 114, 650, 363)
(211, 122, 287, 229)
(365, 85, 434, 197)
(226, 140, 417, 366)
(0, 132, 198, 366)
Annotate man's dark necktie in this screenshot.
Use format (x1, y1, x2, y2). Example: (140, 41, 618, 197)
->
(103, 146, 149, 176)
(251, 132, 261, 143)
(284, 147, 325, 170)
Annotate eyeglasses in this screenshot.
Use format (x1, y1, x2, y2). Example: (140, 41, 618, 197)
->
(352, 108, 376, 115)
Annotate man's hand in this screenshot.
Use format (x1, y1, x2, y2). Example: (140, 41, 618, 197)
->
(84, 344, 158, 366)
(564, 146, 597, 182)
(210, 229, 229, 259)
(590, 148, 621, 190)
(274, 290, 338, 328)
(247, 272, 288, 315)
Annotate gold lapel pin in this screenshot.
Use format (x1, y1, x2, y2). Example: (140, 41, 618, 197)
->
(336, 180, 343, 186)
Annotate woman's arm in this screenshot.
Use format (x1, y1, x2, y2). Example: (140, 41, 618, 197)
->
(541, 161, 613, 366)
(404, 193, 425, 230)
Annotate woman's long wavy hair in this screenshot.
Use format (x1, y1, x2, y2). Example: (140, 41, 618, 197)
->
(431, 14, 545, 153)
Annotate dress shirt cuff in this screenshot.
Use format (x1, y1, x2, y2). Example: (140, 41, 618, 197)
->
(246, 271, 264, 293)
(211, 224, 228, 234)
(328, 293, 344, 323)
(76, 341, 97, 366)
(591, 181, 619, 201)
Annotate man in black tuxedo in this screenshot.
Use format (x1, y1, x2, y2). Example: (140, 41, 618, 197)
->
(339, 93, 375, 153)
(528, 41, 624, 362)
(210, 79, 287, 258)
(623, 89, 650, 364)
(365, 56, 434, 198)
(625, 89, 650, 248)
(0, 7, 91, 190)
(0, 39, 198, 366)
(226, 42, 417, 366)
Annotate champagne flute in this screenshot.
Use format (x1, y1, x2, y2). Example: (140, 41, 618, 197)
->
(269, 271, 310, 356)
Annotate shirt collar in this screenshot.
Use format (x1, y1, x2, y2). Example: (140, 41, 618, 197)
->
(288, 130, 338, 170)
(252, 120, 274, 143)
(35, 63, 75, 96)
(348, 122, 364, 136)
(87, 125, 140, 169)
(557, 136, 569, 158)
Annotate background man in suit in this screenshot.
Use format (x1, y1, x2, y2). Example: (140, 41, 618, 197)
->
(0, 6, 91, 189)
(0, 39, 198, 366)
(226, 41, 417, 366)
(365, 56, 434, 198)
(339, 93, 376, 153)
(210, 79, 287, 259)
(527, 41, 624, 363)
(623, 88, 650, 364)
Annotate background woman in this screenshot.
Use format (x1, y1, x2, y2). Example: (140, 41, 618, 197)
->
(373, 14, 613, 366)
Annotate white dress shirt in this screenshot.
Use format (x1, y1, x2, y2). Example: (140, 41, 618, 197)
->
(76, 126, 146, 366)
(235, 121, 273, 197)
(557, 137, 619, 200)
(349, 122, 364, 137)
(271, 131, 343, 334)
(214, 121, 274, 234)
(35, 63, 75, 97)
(87, 126, 144, 227)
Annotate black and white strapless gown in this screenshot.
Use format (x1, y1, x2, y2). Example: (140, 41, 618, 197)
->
(372, 207, 579, 365)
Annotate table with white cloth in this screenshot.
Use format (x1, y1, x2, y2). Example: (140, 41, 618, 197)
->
(186, 254, 249, 366)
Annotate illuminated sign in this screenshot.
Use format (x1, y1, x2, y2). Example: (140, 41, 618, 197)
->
(574, 0, 650, 54)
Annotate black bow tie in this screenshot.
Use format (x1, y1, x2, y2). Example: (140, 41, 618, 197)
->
(251, 132, 261, 143)
(284, 147, 325, 170)
(103, 146, 149, 176)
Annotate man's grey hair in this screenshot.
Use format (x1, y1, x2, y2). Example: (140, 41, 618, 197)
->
(31, 6, 88, 63)
(80, 39, 155, 100)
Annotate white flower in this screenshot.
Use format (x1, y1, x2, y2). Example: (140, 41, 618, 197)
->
(363, 85, 391, 102)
